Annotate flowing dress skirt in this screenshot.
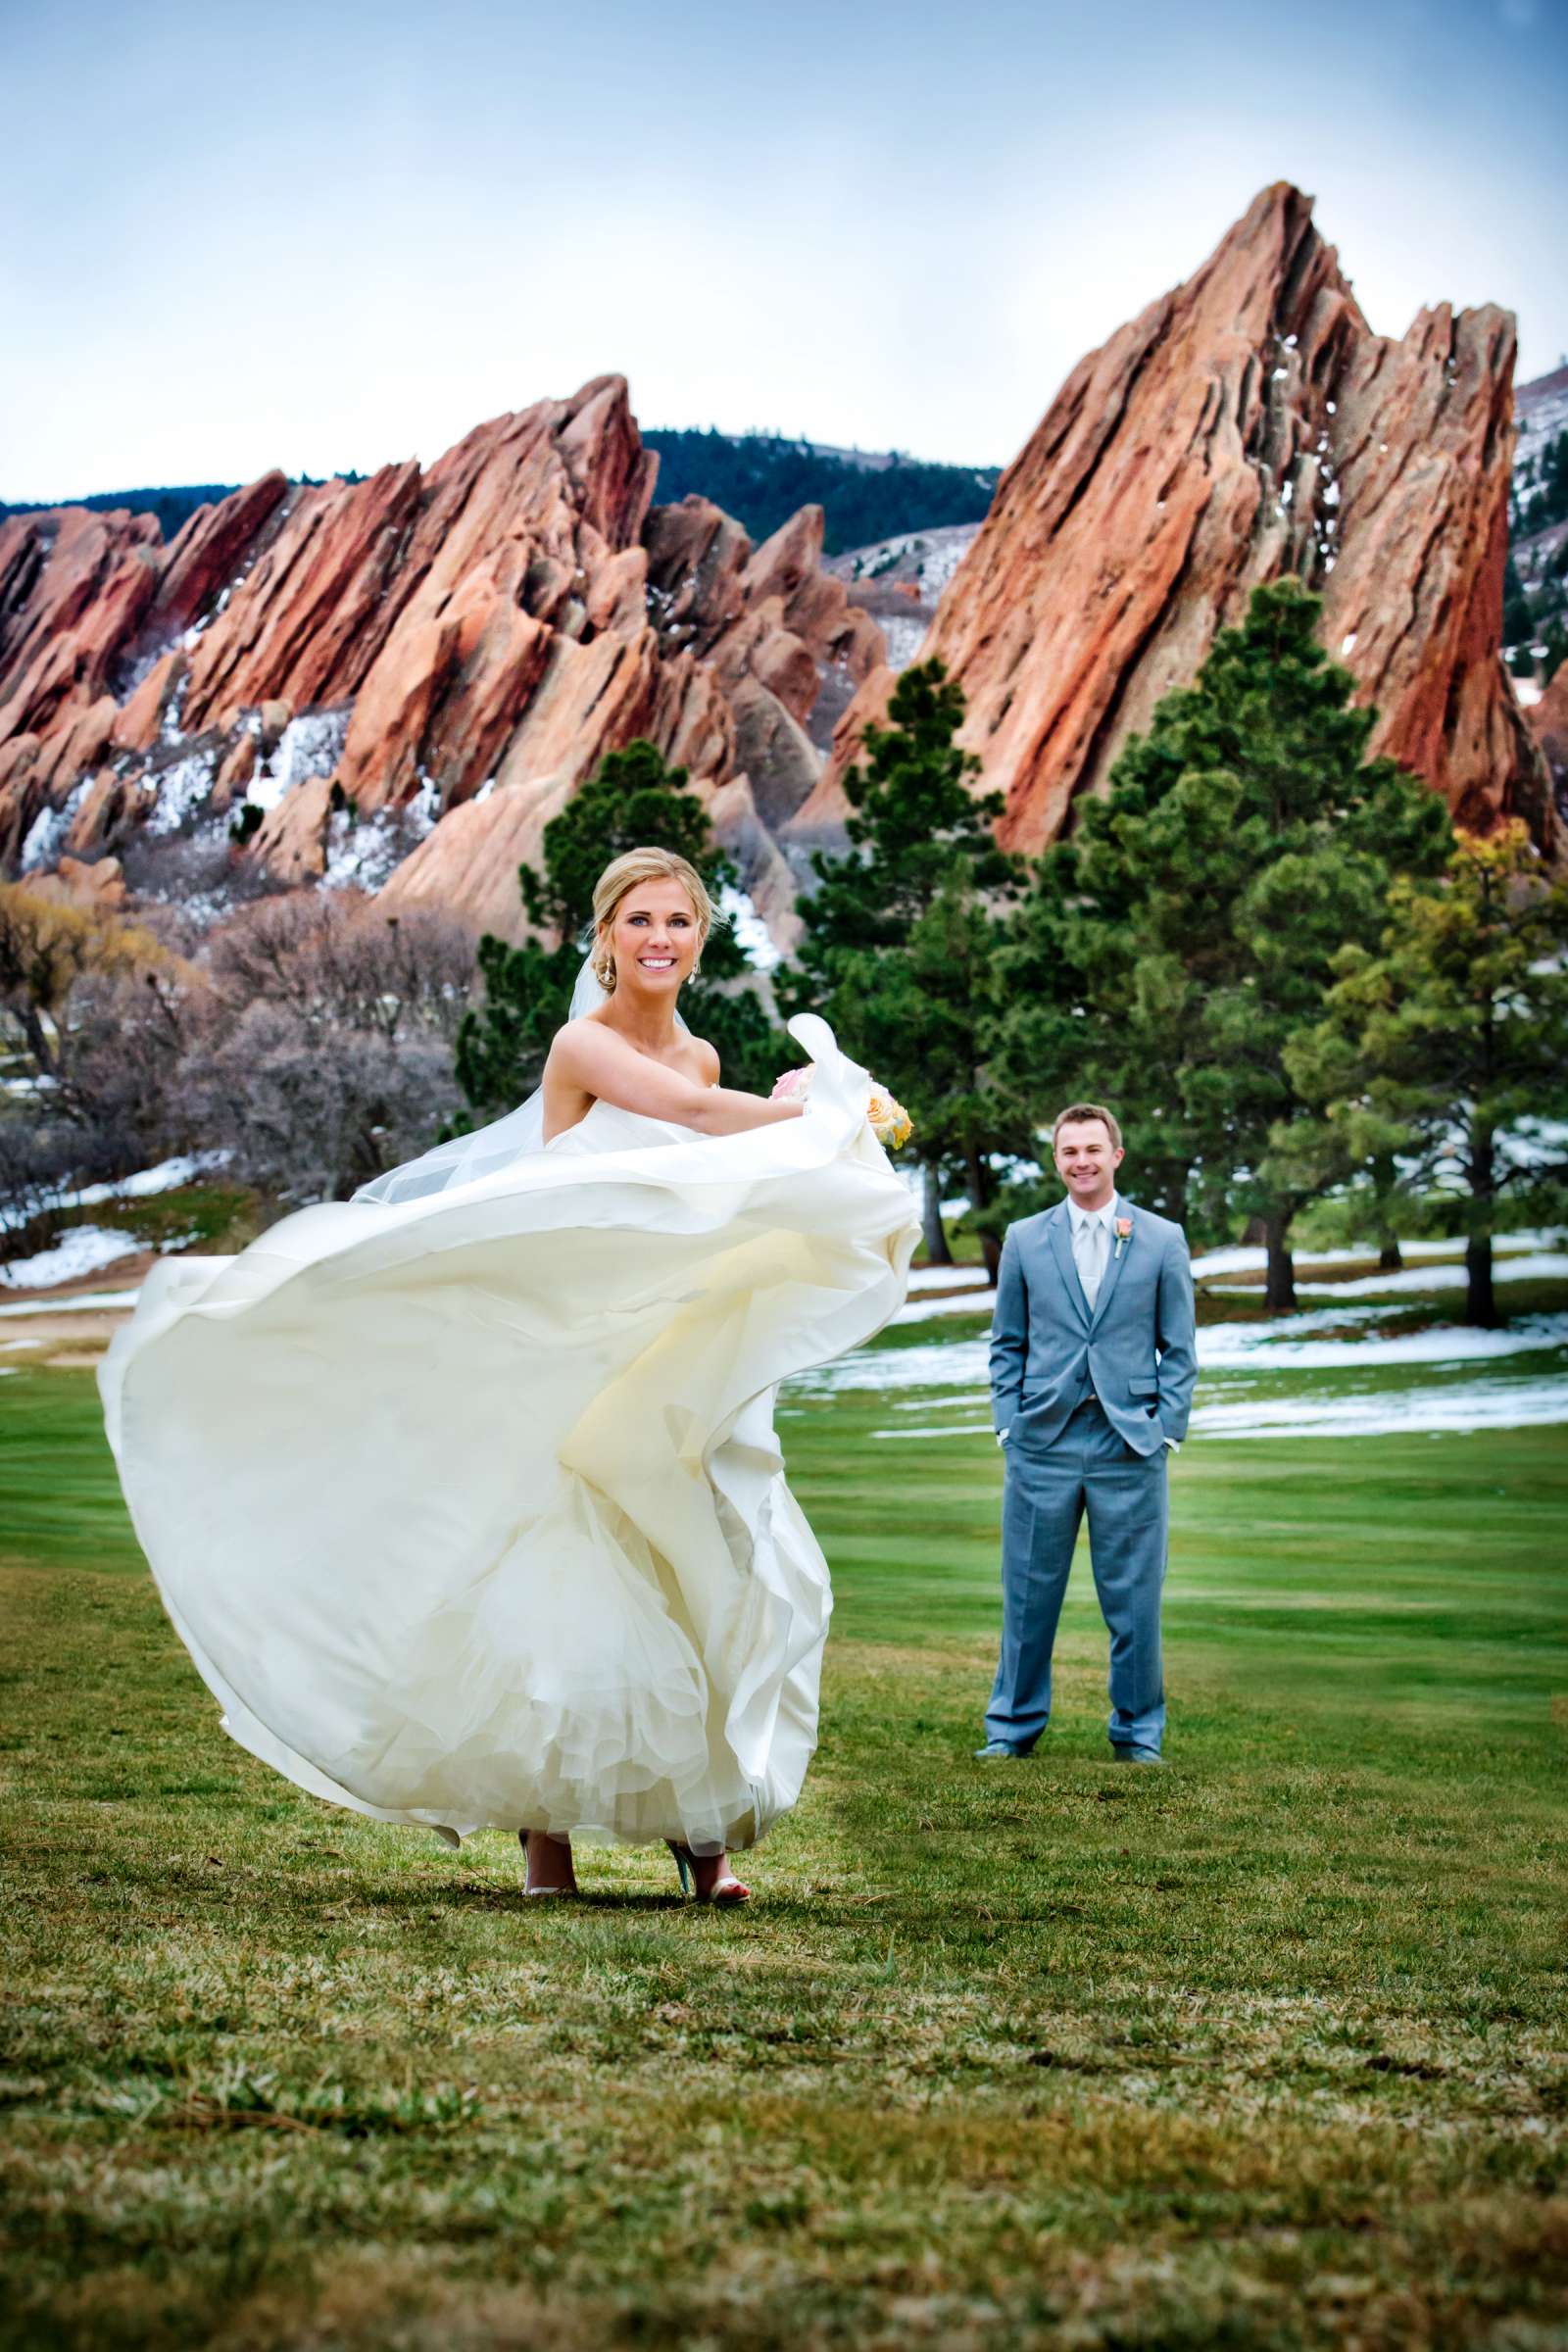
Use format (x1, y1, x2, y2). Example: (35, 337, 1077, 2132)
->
(98, 1017, 918, 1854)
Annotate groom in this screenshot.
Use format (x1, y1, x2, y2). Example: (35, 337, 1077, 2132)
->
(978, 1102, 1197, 1763)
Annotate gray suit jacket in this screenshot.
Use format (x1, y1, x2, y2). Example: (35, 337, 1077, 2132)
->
(989, 1198, 1198, 1457)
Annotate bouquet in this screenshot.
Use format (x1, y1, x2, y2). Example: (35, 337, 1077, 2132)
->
(771, 1066, 913, 1151)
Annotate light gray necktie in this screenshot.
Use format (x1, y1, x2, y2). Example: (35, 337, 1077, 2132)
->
(1075, 1213, 1108, 1311)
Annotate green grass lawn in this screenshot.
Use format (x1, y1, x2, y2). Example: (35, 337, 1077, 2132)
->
(2, 1364, 1565, 2350)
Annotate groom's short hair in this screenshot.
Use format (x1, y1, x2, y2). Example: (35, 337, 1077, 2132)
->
(1053, 1102, 1123, 1150)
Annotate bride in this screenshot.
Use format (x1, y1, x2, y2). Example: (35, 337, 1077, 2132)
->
(99, 847, 919, 1902)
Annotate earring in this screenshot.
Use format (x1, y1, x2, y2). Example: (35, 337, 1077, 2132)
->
(594, 950, 615, 991)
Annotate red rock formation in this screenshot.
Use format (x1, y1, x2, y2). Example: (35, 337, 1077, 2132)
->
(0, 377, 875, 939)
(644, 497, 752, 652)
(143, 473, 290, 640)
(25, 853, 129, 913)
(0, 507, 160, 741)
(1529, 660, 1568, 813)
(640, 499, 882, 841)
(794, 182, 1552, 857)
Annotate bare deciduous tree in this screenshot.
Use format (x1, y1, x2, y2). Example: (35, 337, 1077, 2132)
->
(179, 893, 478, 1201)
(180, 1000, 466, 1203)
(207, 892, 476, 1044)
(1, 884, 479, 1238)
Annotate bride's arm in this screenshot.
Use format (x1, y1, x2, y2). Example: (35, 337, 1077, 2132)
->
(552, 1023, 805, 1136)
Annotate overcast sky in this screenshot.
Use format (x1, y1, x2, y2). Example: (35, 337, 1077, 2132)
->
(4, 0, 1565, 501)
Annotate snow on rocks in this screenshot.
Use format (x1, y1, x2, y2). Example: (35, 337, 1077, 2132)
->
(246, 709, 350, 815)
(145, 742, 222, 836)
(718, 881, 780, 972)
(19, 780, 90, 871)
(321, 773, 439, 892)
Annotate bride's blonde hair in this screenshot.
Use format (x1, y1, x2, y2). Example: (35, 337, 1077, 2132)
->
(592, 847, 713, 992)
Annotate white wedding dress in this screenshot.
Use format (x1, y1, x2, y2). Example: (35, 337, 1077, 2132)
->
(98, 1015, 917, 1857)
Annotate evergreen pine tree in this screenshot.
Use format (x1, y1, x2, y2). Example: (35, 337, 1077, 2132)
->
(777, 660, 1026, 1271)
(1283, 822, 1568, 1326)
(997, 580, 1451, 1306)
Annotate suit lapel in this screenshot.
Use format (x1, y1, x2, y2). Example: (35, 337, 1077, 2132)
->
(1088, 1196, 1130, 1332)
(1046, 1201, 1090, 1330)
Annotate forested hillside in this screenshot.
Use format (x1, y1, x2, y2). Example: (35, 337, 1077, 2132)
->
(0, 434, 1000, 561)
(639, 430, 999, 552)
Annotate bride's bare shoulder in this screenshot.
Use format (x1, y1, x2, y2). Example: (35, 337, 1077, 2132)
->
(548, 1013, 610, 1068)
(689, 1036, 721, 1085)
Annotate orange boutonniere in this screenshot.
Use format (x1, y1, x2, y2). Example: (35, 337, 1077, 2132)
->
(1114, 1216, 1133, 1259)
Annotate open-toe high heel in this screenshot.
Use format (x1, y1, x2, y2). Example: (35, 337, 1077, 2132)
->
(667, 1840, 751, 1904)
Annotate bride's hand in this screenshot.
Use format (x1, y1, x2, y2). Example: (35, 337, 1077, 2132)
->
(773, 1065, 912, 1148)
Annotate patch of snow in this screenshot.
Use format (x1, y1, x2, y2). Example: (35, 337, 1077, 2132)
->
(881, 613, 930, 671)
(792, 1286, 1568, 1403)
(160, 668, 191, 742)
(907, 1266, 995, 1293)
(248, 709, 350, 815)
(896, 1288, 997, 1324)
(1189, 1235, 1550, 1279)
(1191, 1378, 1568, 1441)
(718, 882, 780, 973)
(1200, 1310, 1568, 1373)
(0, 1226, 143, 1290)
(0, 1152, 228, 1233)
(321, 774, 440, 893)
(789, 1332, 994, 1396)
(1515, 677, 1544, 708)
(1296, 1253, 1568, 1300)
(0, 1287, 142, 1319)
(19, 779, 89, 872)
(122, 629, 184, 696)
(868, 1421, 992, 1440)
(870, 1368, 1568, 1442)
(1340, 631, 1358, 657)
(146, 744, 220, 836)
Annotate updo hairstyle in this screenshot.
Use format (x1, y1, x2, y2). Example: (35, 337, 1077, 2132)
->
(591, 847, 713, 993)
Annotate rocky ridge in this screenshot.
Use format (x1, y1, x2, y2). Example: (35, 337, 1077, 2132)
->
(792, 182, 1554, 858)
(0, 378, 882, 945)
(3, 185, 1556, 961)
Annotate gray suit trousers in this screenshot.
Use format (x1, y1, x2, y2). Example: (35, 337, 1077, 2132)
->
(985, 1396, 1168, 1754)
